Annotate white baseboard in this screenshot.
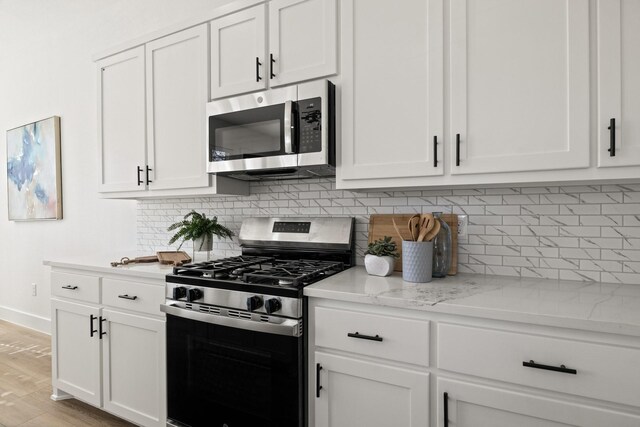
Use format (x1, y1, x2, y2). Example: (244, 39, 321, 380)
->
(0, 305, 51, 334)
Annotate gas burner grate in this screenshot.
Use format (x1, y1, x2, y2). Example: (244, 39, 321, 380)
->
(172, 256, 275, 278)
(242, 259, 344, 287)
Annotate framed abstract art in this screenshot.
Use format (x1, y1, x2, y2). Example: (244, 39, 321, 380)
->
(6, 116, 63, 220)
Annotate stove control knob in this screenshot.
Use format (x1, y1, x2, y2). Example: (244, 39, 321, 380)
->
(186, 288, 203, 302)
(264, 298, 282, 314)
(246, 295, 263, 311)
(172, 286, 187, 300)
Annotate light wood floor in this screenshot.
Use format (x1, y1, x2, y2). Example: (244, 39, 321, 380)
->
(0, 320, 134, 426)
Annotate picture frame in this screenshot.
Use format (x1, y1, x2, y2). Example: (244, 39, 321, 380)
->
(6, 116, 63, 221)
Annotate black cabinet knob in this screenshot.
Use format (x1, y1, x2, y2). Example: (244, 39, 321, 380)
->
(172, 287, 187, 300)
(186, 288, 203, 302)
(264, 298, 282, 314)
(246, 295, 263, 311)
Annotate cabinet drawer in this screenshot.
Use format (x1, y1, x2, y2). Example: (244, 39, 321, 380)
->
(51, 272, 100, 304)
(102, 278, 164, 316)
(438, 323, 640, 408)
(314, 307, 429, 366)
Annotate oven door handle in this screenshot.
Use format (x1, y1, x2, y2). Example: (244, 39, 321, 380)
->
(284, 100, 294, 154)
(160, 304, 302, 337)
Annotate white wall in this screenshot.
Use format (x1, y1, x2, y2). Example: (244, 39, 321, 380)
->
(0, 0, 234, 332)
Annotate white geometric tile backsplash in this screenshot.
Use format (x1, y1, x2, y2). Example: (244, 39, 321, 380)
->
(137, 179, 640, 285)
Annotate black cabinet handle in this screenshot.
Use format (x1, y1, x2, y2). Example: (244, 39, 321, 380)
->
(608, 118, 616, 157)
(270, 53, 276, 79)
(523, 360, 577, 375)
(90, 315, 97, 338)
(347, 332, 383, 342)
(61, 285, 78, 290)
(434, 136, 438, 167)
(316, 363, 323, 398)
(456, 134, 461, 166)
(137, 166, 143, 186)
(99, 316, 107, 339)
(145, 166, 152, 184)
(256, 57, 262, 82)
(118, 294, 138, 301)
(443, 392, 449, 427)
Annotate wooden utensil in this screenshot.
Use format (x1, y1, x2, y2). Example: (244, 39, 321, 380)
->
(424, 219, 441, 242)
(391, 218, 405, 242)
(407, 214, 420, 241)
(417, 214, 435, 241)
(110, 255, 158, 267)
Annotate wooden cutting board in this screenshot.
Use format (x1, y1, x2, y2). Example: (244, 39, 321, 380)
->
(157, 251, 191, 266)
(368, 214, 458, 275)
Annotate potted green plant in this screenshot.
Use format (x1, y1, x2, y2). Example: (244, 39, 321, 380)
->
(364, 236, 399, 277)
(167, 211, 234, 255)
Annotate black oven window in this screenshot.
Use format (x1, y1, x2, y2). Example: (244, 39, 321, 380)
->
(167, 314, 303, 427)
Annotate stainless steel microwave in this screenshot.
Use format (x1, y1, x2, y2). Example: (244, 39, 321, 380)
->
(206, 80, 335, 180)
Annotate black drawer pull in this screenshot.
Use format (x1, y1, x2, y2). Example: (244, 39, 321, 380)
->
(443, 392, 449, 427)
(137, 166, 143, 185)
(61, 285, 78, 290)
(90, 315, 97, 338)
(347, 332, 383, 342)
(608, 118, 616, 157)
(145, 166, 152, 184)
(316, 363, 323, 398)
(455, 133, 461, 166)
(256, 57, 262, 82)
(118, 294, 138, 301)
(270, 53, 276, 79)
(523, 360, 576, 375)
(433, 135, 438, 167)
(99, 316, 107, 339)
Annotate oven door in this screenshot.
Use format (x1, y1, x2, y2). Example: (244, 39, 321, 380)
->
(207, 86, 298, 174)
(163, 305, 304, 427)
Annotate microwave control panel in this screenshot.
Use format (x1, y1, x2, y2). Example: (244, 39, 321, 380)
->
(297, 97, 322, 153)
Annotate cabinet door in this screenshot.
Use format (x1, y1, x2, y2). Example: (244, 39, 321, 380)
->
(340, 0, 444, 181)
(97, 47, 147, 193)
(102, 309, 166, 427)
(51, 299, 101, 406)
(211, 5, 266, 99)
(597, 0, 640, 167)
(449, 0, 590, 175)
(314, 352, 429, 427)
(437, 378, 640, 427)
(145, 24, 209, 191)
(268, 0, 337, 87)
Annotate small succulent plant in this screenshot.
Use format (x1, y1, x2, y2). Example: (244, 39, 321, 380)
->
(365, 236, 399, 258)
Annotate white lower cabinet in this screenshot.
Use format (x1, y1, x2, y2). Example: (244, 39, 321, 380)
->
(102, 309, 166, 427)
(314, 352, 429, 427)
(50, 269, 166, 427)
(437, 378, 640, 427)
(51, 299, 101, 406)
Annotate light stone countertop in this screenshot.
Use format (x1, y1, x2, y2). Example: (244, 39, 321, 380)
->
(44, 252, 176, 281)
(304, 267, 640, 337)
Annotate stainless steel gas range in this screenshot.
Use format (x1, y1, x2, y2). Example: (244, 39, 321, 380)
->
(161, 217, 354, 427)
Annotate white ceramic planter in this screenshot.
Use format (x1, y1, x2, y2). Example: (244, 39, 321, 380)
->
(193, 234, 213, 252)
(364, 254, 395, 277)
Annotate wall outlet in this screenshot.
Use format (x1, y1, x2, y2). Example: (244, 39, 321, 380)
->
(31, 283, 37, 296)
(457, 215, 468, 238)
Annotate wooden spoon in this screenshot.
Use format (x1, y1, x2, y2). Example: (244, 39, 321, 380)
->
(407, 214, 420, 241)
(424, 219, 441, 242)
(417, 214, 435, 241)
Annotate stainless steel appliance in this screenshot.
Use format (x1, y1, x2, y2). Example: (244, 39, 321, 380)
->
(162, 217, 354, 427)
(206, 80, 335, 180)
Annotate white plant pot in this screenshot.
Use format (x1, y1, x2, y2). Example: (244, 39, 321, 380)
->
(193, 234, 213, 252)
(364, 254, 395, 277)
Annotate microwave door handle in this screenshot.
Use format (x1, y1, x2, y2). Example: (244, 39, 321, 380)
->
(284, 100, 294, 154)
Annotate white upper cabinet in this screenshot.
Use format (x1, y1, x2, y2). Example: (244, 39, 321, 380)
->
(339, 0, 444, 182)
(211, 5, 267, 99)
(597, 0, 640, 168)
(268, 0, 337, 87)
(450, 0, 590, 175)
(146, 24, 209, 190)
(97, 47, 146, 193)
(211, 0, 337, 99)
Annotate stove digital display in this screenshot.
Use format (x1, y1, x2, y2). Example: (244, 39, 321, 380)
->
(273, 221, 311, 233)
